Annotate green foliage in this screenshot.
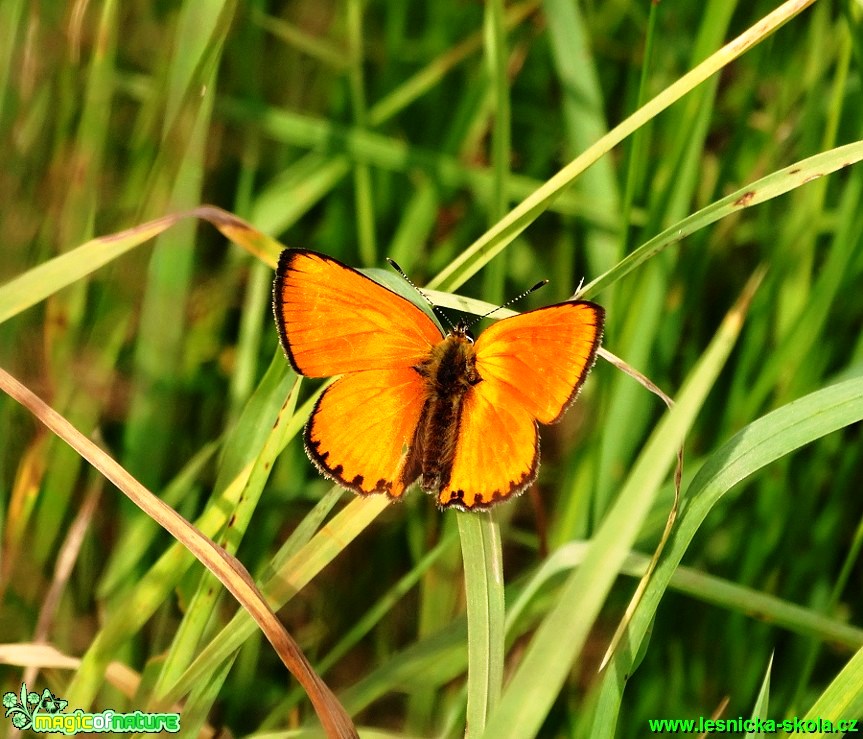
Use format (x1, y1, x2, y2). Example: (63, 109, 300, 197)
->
(1, 0, 862, 737)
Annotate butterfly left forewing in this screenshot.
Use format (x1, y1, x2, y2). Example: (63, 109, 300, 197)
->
(306, 366, 427, 498)
(437, 301, 604, 510)
(473, 301, 604, 424)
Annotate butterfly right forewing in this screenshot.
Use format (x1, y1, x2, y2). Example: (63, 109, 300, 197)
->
(273, 249, 443, 377)
(435, 382, 539, 510)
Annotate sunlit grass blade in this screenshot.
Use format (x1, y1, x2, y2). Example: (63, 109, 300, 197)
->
(427, 0, 817, 293)
(740, 165, 863, 417)
(479, 271, 761, 739)
(0, 207, 284, 327)
(579, 141, 863, 300)
(796, 646, 863, 738)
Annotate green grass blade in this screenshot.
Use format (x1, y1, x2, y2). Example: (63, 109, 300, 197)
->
(0, 217, 177, 326)
(746, 654, 773, 739)
(480, 0, 510, 304)
(458, 512, 505, 737)
(592, 374, 863, 737)
(796, 647, 863, 738)
(480, 273, 759, 739)
(123, 0, 235, 487)
(542, 0, 621, 276)
(508, 544, 863, 652)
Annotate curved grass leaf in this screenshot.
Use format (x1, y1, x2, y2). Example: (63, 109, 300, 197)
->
(458, 512, 505, 736)
(0, 366, 357, 737)
(479, 272, 760, 739)
(591, 373, 863, 738)
(797, 646, 863, 738)
(580, 141, 863, 301)
(0, 206, 284, 327)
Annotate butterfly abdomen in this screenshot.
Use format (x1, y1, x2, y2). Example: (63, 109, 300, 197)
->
(411, 333, 481, 493)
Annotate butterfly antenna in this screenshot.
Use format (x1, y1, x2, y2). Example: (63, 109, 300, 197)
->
(386, 258, 457, 331)
(465, 279, 549, 330)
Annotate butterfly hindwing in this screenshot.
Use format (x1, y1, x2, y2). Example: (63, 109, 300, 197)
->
(436, 385, 539, 510)
(305, 367, 427, 498)
(273, 249, 443, 377)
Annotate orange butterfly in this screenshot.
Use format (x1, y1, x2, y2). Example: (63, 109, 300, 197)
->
(272, 249, 604, 511)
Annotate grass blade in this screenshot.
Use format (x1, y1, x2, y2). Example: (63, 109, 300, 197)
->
(480, 272, 761, 739)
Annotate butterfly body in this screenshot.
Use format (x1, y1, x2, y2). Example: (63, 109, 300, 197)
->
(273, 248, 604, 511)
(409, 328, 481, 496)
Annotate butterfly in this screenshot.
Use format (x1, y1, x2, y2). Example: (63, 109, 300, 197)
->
(272, 249, 604, 511)
(39, 689, 67, 714)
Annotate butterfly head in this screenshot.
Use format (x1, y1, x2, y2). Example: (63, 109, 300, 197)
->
(449, 320, 475, 343)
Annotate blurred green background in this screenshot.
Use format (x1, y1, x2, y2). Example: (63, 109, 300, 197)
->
(1, 0, 862, 737)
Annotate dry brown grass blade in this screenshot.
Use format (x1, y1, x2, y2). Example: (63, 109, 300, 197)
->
(20, 479, 102, 697)
(0, 366, 357, 739)
(597, 268, 766, 672)
(595, 346, 683, 673)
